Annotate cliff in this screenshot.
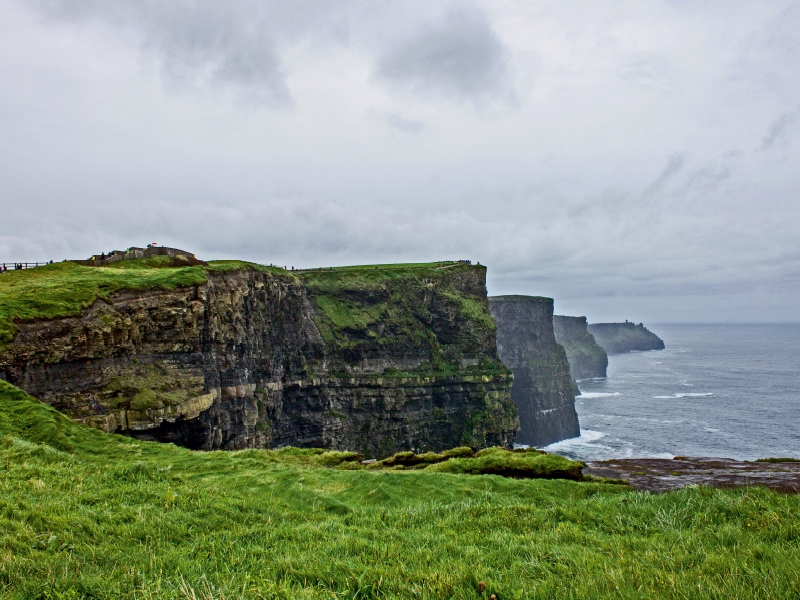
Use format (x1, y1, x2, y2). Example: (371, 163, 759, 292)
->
(587, 322, 665, 355)
(553, 315, 608, 379)
(488, 296, 579, 447)
(0, 259, 517, 457)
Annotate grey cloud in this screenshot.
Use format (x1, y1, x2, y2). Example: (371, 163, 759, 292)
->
(762, 2, 800, 59)
(29, 0, 292, 106)
(620, 54, 676, 91)
(760, 110, 798, 150)
(375, 7, 508, 101)
(641, 154, 685, 198)
(383, 112, 426, 133)
(674, 162, 731, 198)
(3, 0, 800, 323)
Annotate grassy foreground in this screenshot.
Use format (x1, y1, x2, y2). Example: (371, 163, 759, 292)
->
(2, 383, 800, 598)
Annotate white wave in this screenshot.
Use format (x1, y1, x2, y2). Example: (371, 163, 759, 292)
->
(542, 429, 607, 452)
(578, 392, 621, 399)
(653, 392, 713, 398)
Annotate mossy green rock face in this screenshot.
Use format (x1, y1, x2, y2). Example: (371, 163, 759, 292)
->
(488, 296, 579, 447)
(0, 261, 517, 457)
(553, 315, 608, 379)
(588, 322, 665, 355)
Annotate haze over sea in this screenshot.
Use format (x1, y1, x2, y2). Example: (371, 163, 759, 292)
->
(545, 323, 800, 462)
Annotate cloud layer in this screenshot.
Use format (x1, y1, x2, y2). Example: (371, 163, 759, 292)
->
(1, 0, 798, 322)
(376, 7, 509, 101)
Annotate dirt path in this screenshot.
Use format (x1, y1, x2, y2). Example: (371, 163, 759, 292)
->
(583, 457, 800, 493)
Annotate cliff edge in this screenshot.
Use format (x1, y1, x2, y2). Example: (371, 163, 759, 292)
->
(553, 315, 608, 379)
(0, 259, 518, 457)
(488, 296, 579, 447)
(587, 322, 665, 355)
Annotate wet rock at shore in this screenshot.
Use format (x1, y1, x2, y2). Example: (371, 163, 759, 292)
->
(583, 457, 800, 493)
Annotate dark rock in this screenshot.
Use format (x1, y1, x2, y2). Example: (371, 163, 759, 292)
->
(583, 457, 800, 493)
(553, 315, 608, 379)
(488, 296, 579, 447)
(587, 322, 665, 355)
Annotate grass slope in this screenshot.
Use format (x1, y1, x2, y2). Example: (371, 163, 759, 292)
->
(2, 382, 800, 599)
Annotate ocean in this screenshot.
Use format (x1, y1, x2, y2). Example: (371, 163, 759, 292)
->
(544, 323, 800, 462)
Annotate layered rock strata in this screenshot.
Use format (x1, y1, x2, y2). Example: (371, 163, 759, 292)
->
(553, 316, 608, 379)
(488, 296, 579, 447)
(588, 322, 665, 354)
(0, 264, 518, 457)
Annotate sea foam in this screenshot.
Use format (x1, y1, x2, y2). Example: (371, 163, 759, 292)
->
(543, 429, 606, 449)
(653, 393, 713, 399)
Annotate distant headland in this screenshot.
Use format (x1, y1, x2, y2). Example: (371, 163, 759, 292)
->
(587, 321, 665, 355)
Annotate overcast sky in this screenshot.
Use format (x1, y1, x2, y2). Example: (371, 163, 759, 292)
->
(1, 1, 798, 322)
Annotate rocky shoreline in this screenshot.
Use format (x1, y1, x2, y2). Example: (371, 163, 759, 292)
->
(583, 457, 800, 493)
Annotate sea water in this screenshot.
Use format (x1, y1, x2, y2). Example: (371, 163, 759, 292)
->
(544, 323, 800, 461)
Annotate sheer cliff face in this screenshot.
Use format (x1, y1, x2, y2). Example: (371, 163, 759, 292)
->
(0, 265, 517, 457)
(587, 322, 665, 355)
(488, 296, 579, 447)
(553, 316, 608, 380)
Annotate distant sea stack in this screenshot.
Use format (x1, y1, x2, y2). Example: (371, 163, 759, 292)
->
(587, 322, 665, 355)
(553, 316, 608, 379)
(489, 296, 579, 447)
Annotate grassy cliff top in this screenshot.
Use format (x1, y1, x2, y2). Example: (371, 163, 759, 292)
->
(297, 261, 484, 291)
(297, 262, 497, 362)
(0, 260, 205, 346)
(2, 381, 800, 597)
(298, 260, 463, 271)
(488, 295, 553, 303)
(588, 322, 665, 354)
(0, 258, 297, 346)
(0, 258, 488, 349)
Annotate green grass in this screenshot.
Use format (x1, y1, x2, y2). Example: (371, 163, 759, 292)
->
(0, 261, 206, 346)
(0, 259, 300, 348)
(2, 381, 800, 598)
(365, 447, 584, 480)
(204, 260, 289, 275)
(298, 263, 497, 365)
(442, 291, 496, 331)
(0, 260, 482, 357)
(299, 261, 457, 272)
(424, 447, 584, 479)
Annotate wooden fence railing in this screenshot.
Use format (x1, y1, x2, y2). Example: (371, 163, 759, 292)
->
(0, 261, 53, 272)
